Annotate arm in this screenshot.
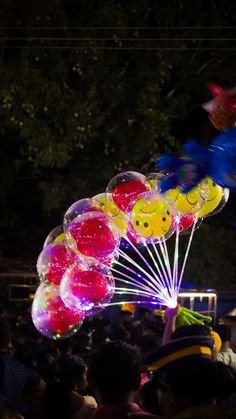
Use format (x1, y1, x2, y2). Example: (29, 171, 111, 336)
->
(162, 304, 180, 345)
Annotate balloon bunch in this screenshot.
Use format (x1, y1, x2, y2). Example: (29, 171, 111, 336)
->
(32, 169, 229, 339)
(157, 128, 236, 192)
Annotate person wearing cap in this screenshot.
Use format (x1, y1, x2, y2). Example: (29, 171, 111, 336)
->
(129, 335, 232, 418)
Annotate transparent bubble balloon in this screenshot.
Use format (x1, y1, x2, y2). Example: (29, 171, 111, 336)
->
(43, 225, 65, 249)
(65, 211, 120, 264)
(91, 192, 127, 237)
(37, 242, 83, 286)
(64, 198, 94, 231)
(60, 263, 115, 312)
(163, 179, 209, 217)
(106, 171, 150, 214)
(32, 284, 85, 339)
(195, 177, 229, 219)
(127, 191, 176, 244)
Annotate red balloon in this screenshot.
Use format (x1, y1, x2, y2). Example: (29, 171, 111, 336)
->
(68, 215, 116, 260)
(69, 269, 112, 304)
(112, 179, 149, 212)
(45, 244, 77, 285)
(47, 294, 84, 334)
(179, 214, 194, 232)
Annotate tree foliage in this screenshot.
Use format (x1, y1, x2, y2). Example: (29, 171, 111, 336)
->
(0, 1, 236, 289)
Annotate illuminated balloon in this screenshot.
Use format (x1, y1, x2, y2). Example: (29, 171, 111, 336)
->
(65, 211, 120, 263)
(32, 284, 84, 339)
(178, 214, 195, 233)
(128, 191, 175, 243)
(163, 180, 208, 216)
(91, 193, 127, 236)
(60, 263, 115, 312)
(195, 177, 229, 218)
(106, 171, 150, 213)
(37, 242, 81, 286)
(43, 225, 65, 248)
(64, 198, 94, 230)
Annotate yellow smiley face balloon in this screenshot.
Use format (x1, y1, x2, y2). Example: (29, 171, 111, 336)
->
(92, 193, 127, 236)
(195, 177, 228, 218)
(164, 181, 208, 215)
(130, 193, 173, 239)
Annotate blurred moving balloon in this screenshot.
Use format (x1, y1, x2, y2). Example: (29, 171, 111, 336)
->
(43, 225, 65, 248)
(210, 128, 236, 190)
(32, 284, 84, 339)
(195, 177, 229, 218)
(60, 263, 115, 311)
(203, 82, 236, 131)
(91, 192, 127, 236)
(107, 171, 150, 213)
(37, 242, 80, 286)
(65, 211, 120, 263)
(128, 192, 175, 243)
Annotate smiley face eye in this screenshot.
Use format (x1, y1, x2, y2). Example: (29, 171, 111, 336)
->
(144, 222, 149, 228)
(162, 217, 166, 222)
(136, 220, 140, 226)
(212, 182, 216, 187)
(166, 210, 170, 215)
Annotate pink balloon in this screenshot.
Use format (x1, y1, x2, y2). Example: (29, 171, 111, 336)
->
(60, 264, 115, 311)
(37, 242, 79, 286)
(32, 284, 84, 339)
(66, 212, 119, 262)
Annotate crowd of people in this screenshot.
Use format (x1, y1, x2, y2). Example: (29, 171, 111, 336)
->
(0, 302, 236, 418)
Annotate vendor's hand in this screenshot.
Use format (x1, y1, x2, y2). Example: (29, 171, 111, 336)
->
(165, 304, 180, 323)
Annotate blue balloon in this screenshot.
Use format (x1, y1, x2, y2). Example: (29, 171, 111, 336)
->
(210, 128, 236, 189)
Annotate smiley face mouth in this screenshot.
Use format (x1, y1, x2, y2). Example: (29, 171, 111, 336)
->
(206, 194, 217, 202)
(186, 196, 198, 206)
(140, 208, 159, 214)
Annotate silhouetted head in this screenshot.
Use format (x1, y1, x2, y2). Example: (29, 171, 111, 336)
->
(88, 341, 141, 404)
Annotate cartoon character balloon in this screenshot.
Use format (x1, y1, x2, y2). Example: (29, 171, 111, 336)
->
(128, 191, 175, 243)
(195, 177, 229, 218)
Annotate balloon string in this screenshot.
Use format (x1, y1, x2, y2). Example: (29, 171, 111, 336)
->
(118, 242, 166, 293)
(178, 219, 197, 288)
(110, 264, 157, 294)
(160, 239, 173, 285)
(115, 287, 159, 298)
(173, 221, 180, 292)
(143, 241, 171, 292)
(124, 237, 165, 285)
(116, 250, 161, 293)
(150, 240, 173, 299)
